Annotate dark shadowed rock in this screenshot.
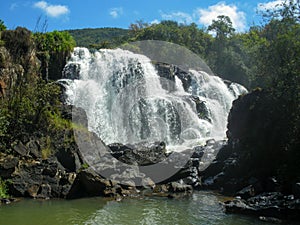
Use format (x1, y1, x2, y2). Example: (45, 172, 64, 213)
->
(0, 154, 18, 179)
(293, 183, 300, 198)
(224, 192, 300, 221)
(26, 139, 41, 158)
(66, 169, 111, 199)
(109, 141, 167, 166)
(12, 141, 28, 157)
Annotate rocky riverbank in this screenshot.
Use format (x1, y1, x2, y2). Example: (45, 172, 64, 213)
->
(0, 103, 226, 202)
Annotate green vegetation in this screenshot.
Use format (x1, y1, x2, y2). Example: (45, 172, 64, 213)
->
(0, 20, 6, 32)
(0, 19, 6, 46)
(41, 136, 52, 160)
(0, 26, 76, 154)
(33, 30, 76, 80)
(0, 178, 9, 198)
(67, 27, 128, 48)
(33, 30, 76, 53)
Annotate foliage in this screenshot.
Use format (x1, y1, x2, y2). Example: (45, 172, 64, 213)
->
(33, 30, 76, 53)
(1, 27, 33, 68)
(0, 19, 6, 31)
(208, 15, 235, 39)
(41, 136, 52, 159)
(33, 30, 76, 80)
(227, 0, 300, 188)
(67, 28, 129, 48)
(0, 177, 9, 198)
(129, 20, 212, 58)
(0, 79, 62, 152)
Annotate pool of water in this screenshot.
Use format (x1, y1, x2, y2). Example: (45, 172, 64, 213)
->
(0, 191, 280, 225)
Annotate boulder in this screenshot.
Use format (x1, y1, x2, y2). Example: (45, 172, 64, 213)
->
(12, 141, 28, 157)
(9, 157, 74, 199)
(0, 154, 18, 178)
(26, 139, 41, 158)
(66, 169, 111, 199)
(109, 141, 167, 166)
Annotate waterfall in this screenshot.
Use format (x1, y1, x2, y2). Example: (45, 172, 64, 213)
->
(61, 47, 247, 150)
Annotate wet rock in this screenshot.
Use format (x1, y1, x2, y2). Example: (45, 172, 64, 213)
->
(235, 185, 256, 199)
(154, 62, 176, 92)
(224, 192, 300, 221)
(168, 182, 193, 193)
(109, 141, 167, 166)
(62, 63, 80, 80)
(192, 96, 211, 122)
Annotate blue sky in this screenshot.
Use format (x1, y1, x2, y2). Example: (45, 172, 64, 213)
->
(0, 0, 285, 31)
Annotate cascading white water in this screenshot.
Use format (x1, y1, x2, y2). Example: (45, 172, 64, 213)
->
(61, 47, 247, 150)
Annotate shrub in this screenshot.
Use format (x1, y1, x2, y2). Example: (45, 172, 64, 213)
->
(0, 178, 9, 198)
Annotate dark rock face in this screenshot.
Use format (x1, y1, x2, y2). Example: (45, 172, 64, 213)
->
(109, 141, 167, 166)
(154, 62, 191, 93)
(9, 157, 75, 198)
(200, 89, 285, 195)
(154, 62, 176, 92)
(48, 51, 71, 81)
(199, 89, 300, 222)
(62, 62, 80, 80)
(66, 169, 111, 199)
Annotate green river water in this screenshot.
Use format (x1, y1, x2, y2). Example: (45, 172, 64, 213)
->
(0, 191, 283, 225)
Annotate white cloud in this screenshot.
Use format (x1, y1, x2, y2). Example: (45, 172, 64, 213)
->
(257, 0, 284, 11)
(195, 2, 246, 32)
(34, 1, 69, 17)
(160, 11, 193, 24)
(151, 19, 160, 24)
(109, 7, 123, 18)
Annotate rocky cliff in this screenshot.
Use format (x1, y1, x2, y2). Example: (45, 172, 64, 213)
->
(200, 89, 300, 221)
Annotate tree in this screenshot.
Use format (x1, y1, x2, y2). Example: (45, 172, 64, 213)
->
(0, 19, 6, 31)
(260, 0, 300, 23)
(207, 15, 235, 40)
(129, 20, 149, 33)
(33, 30, 76, 80)
(206, 16, 250, 85)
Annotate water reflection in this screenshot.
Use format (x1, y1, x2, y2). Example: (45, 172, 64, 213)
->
(0, 192, 278, 225)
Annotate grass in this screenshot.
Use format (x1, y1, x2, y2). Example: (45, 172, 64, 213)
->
(41, 136, 52, 159)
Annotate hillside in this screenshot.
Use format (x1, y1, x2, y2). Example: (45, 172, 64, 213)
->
(66, 27, 129, 48)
